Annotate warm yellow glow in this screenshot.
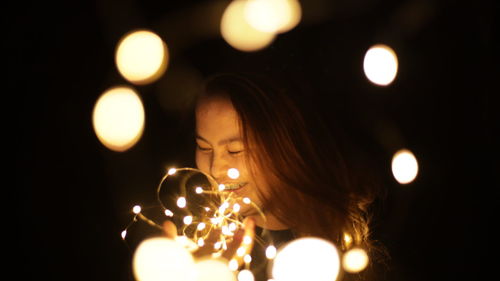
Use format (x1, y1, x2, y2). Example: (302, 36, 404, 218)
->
(244, 254, 252, 264)
(197, 238, 205, 247)
(92, 86, 145, 152)
(195, 258, 237, 281)
(220, 0, 275, 52)
(115, 29, 168, 85)
(195, 186, 203, 194)
(272, 237, 340, 281)
(242, 197, 251, 204)
(244, 0, 301, 33)
(391, 149, 419, 184)
(265, 245, 277, 259)
(121, 230, 127, 239)
(219, 184, 226, 191)
(164, 209, 174, 217)
(168, 168, 177, 175)
(363, 44, 399, 86)
(177, 197, 187, 208)
(227, 168, 240, 179)
(197, 222, 206, 231)
(243, 236, 252, 245)
(214, 241, 222, 250)
(342, 247, 369, 273)
(237, 247, 246, 257)
(229, 259, 239, 271)
(133, 205, 142, 214)
(133, 237, 195, 281)
(183, 215, 193, 225)
(233, 203, 241, 213)
(343, 232, 353, 248)
(238, 269, 255, 281)
(229, 222, 237, 232)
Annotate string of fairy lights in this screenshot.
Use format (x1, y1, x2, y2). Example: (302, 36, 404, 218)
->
(92, 1, 422, 280)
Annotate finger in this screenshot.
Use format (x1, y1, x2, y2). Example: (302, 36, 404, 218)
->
(193, 228, 222, 258)
(221, 227, 245, 260)
(222, 217, 256, 261)
(162, 220, 177, 239)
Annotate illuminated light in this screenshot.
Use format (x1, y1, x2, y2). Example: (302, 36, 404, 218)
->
(343, 232, 353, 248)
(244, 0, 302, 33)
(195, 186, 203, 194)
(342, 247, 369, 273)
(238, 269, 255, 281)
(197, 238, 205, 247)
(183, 215, 193, 225)
(195, 258, 237, 281)
(265, 245, 277, 259)
(391, 149, 419, 184)
(205, 207, 211, 212)
(363, 44, 399, 86)
(92, 86, 145, 152)
(164, 209, 174, 217)
(227, 168, 240, 179)
(197, 222, 206, 231)
(220, 0, 275, 52)
(244, 254, 252, 264)
(177, 197, 187, 208)
(272, 237, 340, 281)
(132, 205, 142, 214)
(133, 237, 195, 281)
(168, 168, 177, 175)
(214, 242, 222, 250)
(115, 29, 168, 85)
(242, 197, 251, 204)
(243, 236, 252, 245)
(219, 184, 226, 191)
(229, 222, 237, 232)
(121, 230, 127, 239)
(228, 259, 239, 271)
(222, 225, 232, 236)
(211, 217, 222, 225)
(236, 247, 246, 257)
(233, 203, 241, 213)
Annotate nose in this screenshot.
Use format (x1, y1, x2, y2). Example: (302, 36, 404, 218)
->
(210, 152, 230, 182)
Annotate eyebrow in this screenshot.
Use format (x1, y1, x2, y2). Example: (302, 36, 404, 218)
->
(195, 134, 242, 146)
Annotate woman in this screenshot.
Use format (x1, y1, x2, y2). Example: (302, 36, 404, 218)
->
(165, 72, 387, 280)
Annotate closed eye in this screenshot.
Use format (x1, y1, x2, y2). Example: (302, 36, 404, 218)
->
(196, 144, 212, 151)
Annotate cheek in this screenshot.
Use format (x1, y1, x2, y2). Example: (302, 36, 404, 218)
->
(195, 151, 210, 173)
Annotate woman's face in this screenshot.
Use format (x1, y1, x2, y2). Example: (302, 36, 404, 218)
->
(195, 95, 264, 217)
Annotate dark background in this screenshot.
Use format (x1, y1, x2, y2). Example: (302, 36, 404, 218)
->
(13, 0, 497, 280)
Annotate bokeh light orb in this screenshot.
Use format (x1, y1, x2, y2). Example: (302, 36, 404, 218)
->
(221, 0, 275, 52)
(92, 86, 145, 152)
(342, 248, 369, 273)
(133, 237, 195, 281)
(391, 149, 419, 184)
(272, 237, 340, 281)
(115, 29, 168, 85)
(363, 44, 398, 86)
(195, 258, 236, 281)
(244, 0, 302, 33)
(237, 269, 255, 281)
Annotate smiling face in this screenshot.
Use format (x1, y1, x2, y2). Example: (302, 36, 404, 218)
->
(195, 95, 265, 217)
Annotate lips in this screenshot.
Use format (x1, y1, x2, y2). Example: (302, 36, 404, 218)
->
(222, 182, 248, 191)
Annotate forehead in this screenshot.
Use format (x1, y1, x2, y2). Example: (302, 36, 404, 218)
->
(195, 96, 242, 139)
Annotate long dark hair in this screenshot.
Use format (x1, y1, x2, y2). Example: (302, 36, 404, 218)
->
(198, 72, 387, 274)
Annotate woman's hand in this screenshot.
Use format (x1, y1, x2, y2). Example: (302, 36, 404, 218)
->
(162, 217, 256, 264)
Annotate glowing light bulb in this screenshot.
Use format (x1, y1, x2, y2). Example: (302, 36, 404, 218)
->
(168, 168, 177, 175)
(227, 168, 240, 179)
(229, 222, 237, 231)
(195, 187, 203, 194)
(183, 215, 193, 225)
(265, 245, 277, 259)
(342, 247, 369, 273)
(237, 247, 246, 257)
(195, 258, 237, 281)
(92, 86, 145, 152)
(121, 230, 127, 239)
(197, 238, 205, 247)
(343, 232, 353, 248)
(214, 242, 222, 250)
(197, 222, 206, 231)
(272, 237, 340, 281)
(243, 236, 252, 245)
(229, 259, 239, 271)
(244, 0, 301, 33)
(391, 149, 419, 184)
(220, 0, 275, 52)
(177, 197, 187, 208)
(233, 203, 241, 212)
(243, 197, 251, 204)
(115, 29, 168, 85)
(244, 254, 252, 264)
(133, 237, 195, 281)
(363, 44, 398, 86)
(238, 269, 255, 281)
(164, 209, 174, 217)
(219, 184, 226, 191)
(133, 205, 142, 214)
